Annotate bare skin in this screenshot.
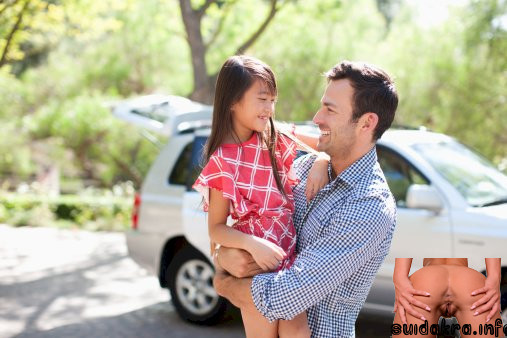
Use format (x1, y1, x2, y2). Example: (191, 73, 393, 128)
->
(393, 259, 504, 337)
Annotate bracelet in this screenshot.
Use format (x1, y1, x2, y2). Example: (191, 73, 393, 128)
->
(214, 245, 221, 265)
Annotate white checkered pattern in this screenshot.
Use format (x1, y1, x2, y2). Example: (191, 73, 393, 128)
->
(251, 147, 397, 337)
(193, 131, 299, 270)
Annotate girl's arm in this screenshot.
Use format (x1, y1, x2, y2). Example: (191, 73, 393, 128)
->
(208, 188, 287, 271)
(290, 125, 331, 200)
(305, 156, 329, 201)
(274, 122, 330, 200)
(275, 121, 328, 157)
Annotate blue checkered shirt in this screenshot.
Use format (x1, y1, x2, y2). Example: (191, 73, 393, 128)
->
(251, 147, 396, 337)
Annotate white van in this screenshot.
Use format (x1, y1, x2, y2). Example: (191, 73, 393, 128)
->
(115, 95, 507, 325)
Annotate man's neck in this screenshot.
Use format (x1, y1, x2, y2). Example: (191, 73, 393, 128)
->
(329, 143, 375, 180)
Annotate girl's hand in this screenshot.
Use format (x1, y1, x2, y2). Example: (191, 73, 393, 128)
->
(393, 273, 431, 324)
(470, 276, 501, 322)
(247, 236, 287, 272)
(306, 156, 329, 201)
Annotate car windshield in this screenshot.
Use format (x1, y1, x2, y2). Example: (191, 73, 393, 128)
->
(412, 141, 507, 207)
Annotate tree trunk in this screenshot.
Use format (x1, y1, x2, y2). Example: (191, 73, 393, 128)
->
(0, 0, 29, 69)
(179, 0, 214, 104)
(178, 0, 280, 104)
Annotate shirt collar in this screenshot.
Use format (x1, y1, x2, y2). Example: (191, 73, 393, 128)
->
(328, 146, 377, 187)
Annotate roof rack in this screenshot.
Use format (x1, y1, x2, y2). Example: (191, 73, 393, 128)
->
(112, 94, 212, 136)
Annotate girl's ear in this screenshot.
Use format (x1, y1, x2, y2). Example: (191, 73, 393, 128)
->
(231, 100, 240, 111)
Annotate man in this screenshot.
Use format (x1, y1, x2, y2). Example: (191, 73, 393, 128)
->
(213, 60, 399, 337)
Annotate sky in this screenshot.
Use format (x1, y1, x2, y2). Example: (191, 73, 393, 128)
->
(405, 0, 469, 27)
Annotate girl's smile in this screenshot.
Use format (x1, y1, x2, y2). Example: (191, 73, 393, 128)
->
(231, 79, 277, 142)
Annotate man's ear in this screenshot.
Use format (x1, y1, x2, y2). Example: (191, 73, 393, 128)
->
(360, 112, 378, 134)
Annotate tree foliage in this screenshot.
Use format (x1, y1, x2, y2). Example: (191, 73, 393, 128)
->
(0, 0, 505, 190)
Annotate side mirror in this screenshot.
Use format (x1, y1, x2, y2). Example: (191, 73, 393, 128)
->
(406, 184, 444, 213)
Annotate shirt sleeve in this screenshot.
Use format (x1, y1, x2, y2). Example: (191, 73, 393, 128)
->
(277, 125, 299, 187)
(250, 192, 396, 321)
(192, 154, 239, 214)
(293, 153, 316, 184)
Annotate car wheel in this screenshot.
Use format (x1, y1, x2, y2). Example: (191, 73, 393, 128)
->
(167, 245, 227, 324)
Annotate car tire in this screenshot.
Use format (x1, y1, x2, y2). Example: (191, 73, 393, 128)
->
(166, 245, 227, 325)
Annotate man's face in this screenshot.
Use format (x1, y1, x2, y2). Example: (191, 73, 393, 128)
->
(313, 79, 358, 158)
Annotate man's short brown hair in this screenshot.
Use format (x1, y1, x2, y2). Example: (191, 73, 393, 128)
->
(325, 61, 398, 140)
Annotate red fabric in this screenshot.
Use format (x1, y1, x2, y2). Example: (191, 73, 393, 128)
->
(193, 128, 299, 270)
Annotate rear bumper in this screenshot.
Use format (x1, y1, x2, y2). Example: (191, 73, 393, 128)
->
(125, 230, 159, 276)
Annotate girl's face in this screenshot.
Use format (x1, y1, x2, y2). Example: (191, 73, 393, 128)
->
(231, 79, 276, 140)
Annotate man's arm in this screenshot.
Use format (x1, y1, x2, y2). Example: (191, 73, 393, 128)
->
(247, 193, 395, 321)
(213, 267, 258, 312)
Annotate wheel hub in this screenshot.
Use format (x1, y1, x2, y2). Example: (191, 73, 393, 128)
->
(175, 259, 219, 315)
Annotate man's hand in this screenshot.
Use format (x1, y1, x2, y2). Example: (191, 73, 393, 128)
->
(212, 264, 256, 311)
(218, 246, 264, 278)
(470, 276, 501, 322)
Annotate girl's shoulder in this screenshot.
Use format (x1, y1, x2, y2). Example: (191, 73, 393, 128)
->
(202, 144, 243, 175)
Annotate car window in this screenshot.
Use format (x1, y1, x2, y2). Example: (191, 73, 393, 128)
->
(169, 142, 193, 185)
(187, 136, 207, 190)
(412, 141, 507, 207)
(168, 137, 207, 189)
(377, 146, 429, 207)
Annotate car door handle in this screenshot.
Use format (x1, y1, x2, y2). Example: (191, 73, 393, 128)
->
(458, 239, 485, 246)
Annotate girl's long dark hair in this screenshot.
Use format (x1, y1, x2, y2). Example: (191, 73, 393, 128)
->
(203, 55, 287, 199)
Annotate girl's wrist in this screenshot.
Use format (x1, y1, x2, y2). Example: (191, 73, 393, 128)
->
(240, 235, 255, 253)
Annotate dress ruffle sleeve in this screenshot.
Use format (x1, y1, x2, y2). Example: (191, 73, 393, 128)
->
(277, 124, 299, 187)
(192, 154, 249, 217)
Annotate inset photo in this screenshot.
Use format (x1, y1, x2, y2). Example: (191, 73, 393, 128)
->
(391, 258, 506, 337)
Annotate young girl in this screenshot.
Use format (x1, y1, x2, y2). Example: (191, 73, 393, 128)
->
(193, 55, 328, 337)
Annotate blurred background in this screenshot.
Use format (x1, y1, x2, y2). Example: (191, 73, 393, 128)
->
(0, 0, 506, 231)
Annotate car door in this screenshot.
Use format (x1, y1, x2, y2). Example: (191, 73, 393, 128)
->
(181, 136, 212, 258)
(364, 146, 454, 311)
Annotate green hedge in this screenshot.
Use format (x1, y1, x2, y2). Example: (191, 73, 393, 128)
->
(0, 192, 133, 232)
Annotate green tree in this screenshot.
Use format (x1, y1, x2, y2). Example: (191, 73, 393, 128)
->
(178, 0, 291, 103)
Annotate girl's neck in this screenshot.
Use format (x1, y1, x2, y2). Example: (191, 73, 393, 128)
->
(225, 126, 255, 144)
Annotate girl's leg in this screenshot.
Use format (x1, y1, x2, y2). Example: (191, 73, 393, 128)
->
(278, 312, 311, 338)
(241, 308, 278, 338)
(452, 267, 504, 337)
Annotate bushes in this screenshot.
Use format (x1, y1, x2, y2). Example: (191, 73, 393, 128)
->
(0, 190, 133, 232)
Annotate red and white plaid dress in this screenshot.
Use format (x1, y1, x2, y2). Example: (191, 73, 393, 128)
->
(193, 129, 299, 271)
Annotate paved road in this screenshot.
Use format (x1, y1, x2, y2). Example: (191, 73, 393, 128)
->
(0, 225, 393, 338)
